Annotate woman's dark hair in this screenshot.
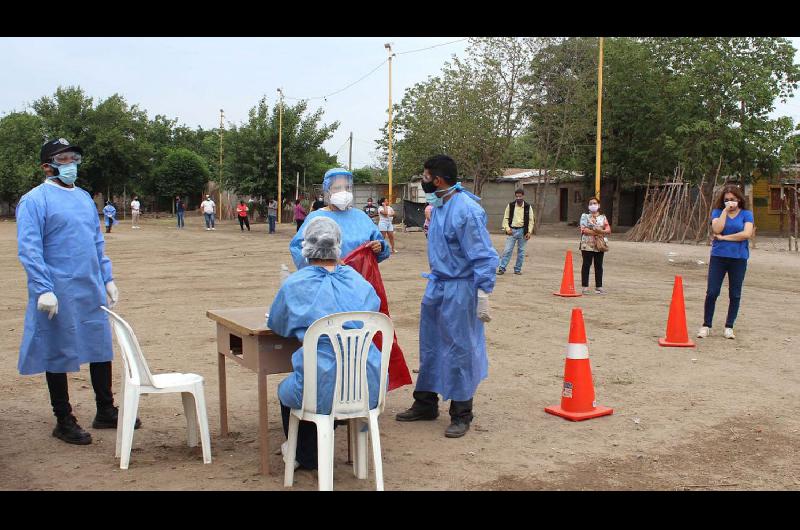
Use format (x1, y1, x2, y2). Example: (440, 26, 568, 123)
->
(295, 199, 301, 205)
(715, 184, 747, 210)
(423, 154, 458, 185)
(378, 197, 386, 206)
(240, 200, 245, 204)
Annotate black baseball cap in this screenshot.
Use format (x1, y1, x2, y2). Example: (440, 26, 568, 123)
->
(40, 138, 83, 163)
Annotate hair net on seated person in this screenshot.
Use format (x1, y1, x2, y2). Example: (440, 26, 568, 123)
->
(301, 216, 342, 261)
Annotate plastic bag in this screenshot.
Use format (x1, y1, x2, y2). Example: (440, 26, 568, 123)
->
(342, 243, 412, 391)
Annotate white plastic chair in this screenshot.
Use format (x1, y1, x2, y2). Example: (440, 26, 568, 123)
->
(283, 311, 394, 491)
(101, 306, 212, 470)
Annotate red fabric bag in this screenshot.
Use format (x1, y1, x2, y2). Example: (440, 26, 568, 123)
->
(342, 243, 412, 391)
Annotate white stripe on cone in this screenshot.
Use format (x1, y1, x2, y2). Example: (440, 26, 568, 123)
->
(565, 343, 589, 360)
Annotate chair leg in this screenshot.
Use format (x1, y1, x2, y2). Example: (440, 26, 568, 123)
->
(283, 414, 300, 487)
(353, 418, 369, 480)
(182, 392, 199, 448)
(316, 418, 335, 491)
(368, 411, 384, 491)
(119, 389, 141, 470)
(192, 383, 212, 464)
(115, 377, 127, 458)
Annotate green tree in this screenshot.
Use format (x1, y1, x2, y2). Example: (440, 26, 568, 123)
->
(156, 148, 210, 199)
(0, 112, 45, 203)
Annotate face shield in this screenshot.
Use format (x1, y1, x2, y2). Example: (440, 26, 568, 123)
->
(322, 168, 354, 211)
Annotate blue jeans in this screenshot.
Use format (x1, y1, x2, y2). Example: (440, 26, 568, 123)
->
(703, 256, 747, 329)
(204, 212, 215, 228)
(499, 228, 528, 272)
(176, 211, 184, 228)
(268, 214, 276, 233)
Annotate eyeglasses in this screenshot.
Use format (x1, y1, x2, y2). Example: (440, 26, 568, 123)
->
(51, 152, 82, 164)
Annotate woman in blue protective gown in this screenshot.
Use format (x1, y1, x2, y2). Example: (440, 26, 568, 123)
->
(289, 168, 390, 269)
(269, 216, 384, 470)
(102, 201, 118, 233)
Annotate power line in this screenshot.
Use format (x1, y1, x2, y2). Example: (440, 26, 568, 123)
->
(395, 37, 469, 56)
(284, 59, 388, 102)
(282, 38, 468, 102)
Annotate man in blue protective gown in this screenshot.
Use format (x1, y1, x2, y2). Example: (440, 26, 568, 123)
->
(269, 216, 384, 470)
(395, 155, 498, 438)
(16, 138, 140, 445)
(289, 168, 390, 269)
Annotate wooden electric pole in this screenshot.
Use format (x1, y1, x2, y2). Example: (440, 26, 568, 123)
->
(219, 109, 225, 220)
(348, 131, 353, 171)
(385, 43, 394, 204)
(277, 88, 283, 224)
(595, 37, 604, 201)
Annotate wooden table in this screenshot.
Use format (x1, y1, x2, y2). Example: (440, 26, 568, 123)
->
(206, 307, 298, 475)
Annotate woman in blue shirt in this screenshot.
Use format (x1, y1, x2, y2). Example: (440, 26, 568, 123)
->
(698, 185, 755, 340)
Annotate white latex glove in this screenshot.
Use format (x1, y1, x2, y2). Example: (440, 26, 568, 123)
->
(37, 292, 58, 320)
(476, 289, 491, 323)
(106, 281, 119, 309)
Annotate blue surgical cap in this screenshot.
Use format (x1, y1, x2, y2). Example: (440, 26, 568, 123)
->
(323, 168, 353, 192)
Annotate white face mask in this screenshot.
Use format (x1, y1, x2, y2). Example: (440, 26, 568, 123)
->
(330, 191, 353, 210)
(588, 204, 600, 213)
(725, 200, 738, 209)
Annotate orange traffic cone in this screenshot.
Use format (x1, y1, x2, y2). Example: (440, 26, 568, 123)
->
(553, 250, 582, 297)
(658, 275, 696, 348)
(544, 307, 614, 421)
(545, 308, 613, 421)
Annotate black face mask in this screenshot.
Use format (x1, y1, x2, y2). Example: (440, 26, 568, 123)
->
(421, 178, 438, 193)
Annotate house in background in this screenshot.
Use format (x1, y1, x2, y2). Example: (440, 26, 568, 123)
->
(750, 164, 800, 235)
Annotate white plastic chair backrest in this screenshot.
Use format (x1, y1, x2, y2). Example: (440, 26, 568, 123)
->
(101, 306, 157, 388)
(300, 311, 393, 417)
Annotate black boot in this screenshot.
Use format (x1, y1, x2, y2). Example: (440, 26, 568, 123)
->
(53, 414, 92, 445)
(396, 391, 440, 421)
(445, 398, 473, 438)
(93, 405, 142, 429)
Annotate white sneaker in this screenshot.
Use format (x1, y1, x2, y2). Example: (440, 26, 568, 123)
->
(581, 287, 591, 295)
(206, 228, 211, 231)
(723, 327, 736, 339)
(211, 227, 216, 230)
(281, 441, 300, 470)
(697, 326, 710, 338)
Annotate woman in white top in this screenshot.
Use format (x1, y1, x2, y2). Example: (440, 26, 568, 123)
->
(578, 196, 611, 294)
(377, 197, 397, 253)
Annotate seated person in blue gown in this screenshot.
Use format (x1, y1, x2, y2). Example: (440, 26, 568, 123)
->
(268, 216, 385, 470)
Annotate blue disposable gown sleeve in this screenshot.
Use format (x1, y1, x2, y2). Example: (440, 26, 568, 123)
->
(95, 203, 114, 283)
(369, 224, 391, 263)
(16, 196, 55, 297)
(456, 206, 499, 294)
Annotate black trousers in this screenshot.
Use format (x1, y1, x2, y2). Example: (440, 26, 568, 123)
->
(581, 250, 605, 288)
(412, 390, 474, 422)
(295, 220, 303, 232)
(238, 216, 250, 231)
(45, 361, 114, 419)
(280, 403, 341, 470)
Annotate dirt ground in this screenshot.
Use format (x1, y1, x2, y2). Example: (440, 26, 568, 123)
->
(1, 212, 799, 491)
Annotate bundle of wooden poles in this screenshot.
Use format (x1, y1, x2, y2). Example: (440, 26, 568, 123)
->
(626, 175, 713, 244)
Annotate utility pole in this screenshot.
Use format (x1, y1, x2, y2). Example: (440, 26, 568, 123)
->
(277, 88, 284, 224)
(219, 109, 225, 220)
(295, 171, 300, 201)
(595, 37, 604, 201)
(348, 131, 353, 171)
(385, 43, 395, 204)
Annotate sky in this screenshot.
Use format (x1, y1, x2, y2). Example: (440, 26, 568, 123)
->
(2, 37, 799, 171)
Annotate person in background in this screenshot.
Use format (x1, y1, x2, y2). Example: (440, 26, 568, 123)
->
(237, 199, 251, 232)
(311, 194, 325, 212)
(103, 201, 117, 233)
(268, 217, 384, 470)
(16, 138, 139, 446)
(175, 196, 185, 229)
(130, 195, 141, 229)
(293, 199, 307, 232)
(423, 203, 433, 238)
(497, 189, 534, 275)
(290, 168, 390, 269)
(363, 197, 379, 223)
(267, 197, 278, 234)
(579, 197, 611, 294)
(377, 197, 397, 253)
(200, 195, 216, 231)
(395, 155, 498, 439)
(697, 185, 755, 340)
(247, 197, 256, 220)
